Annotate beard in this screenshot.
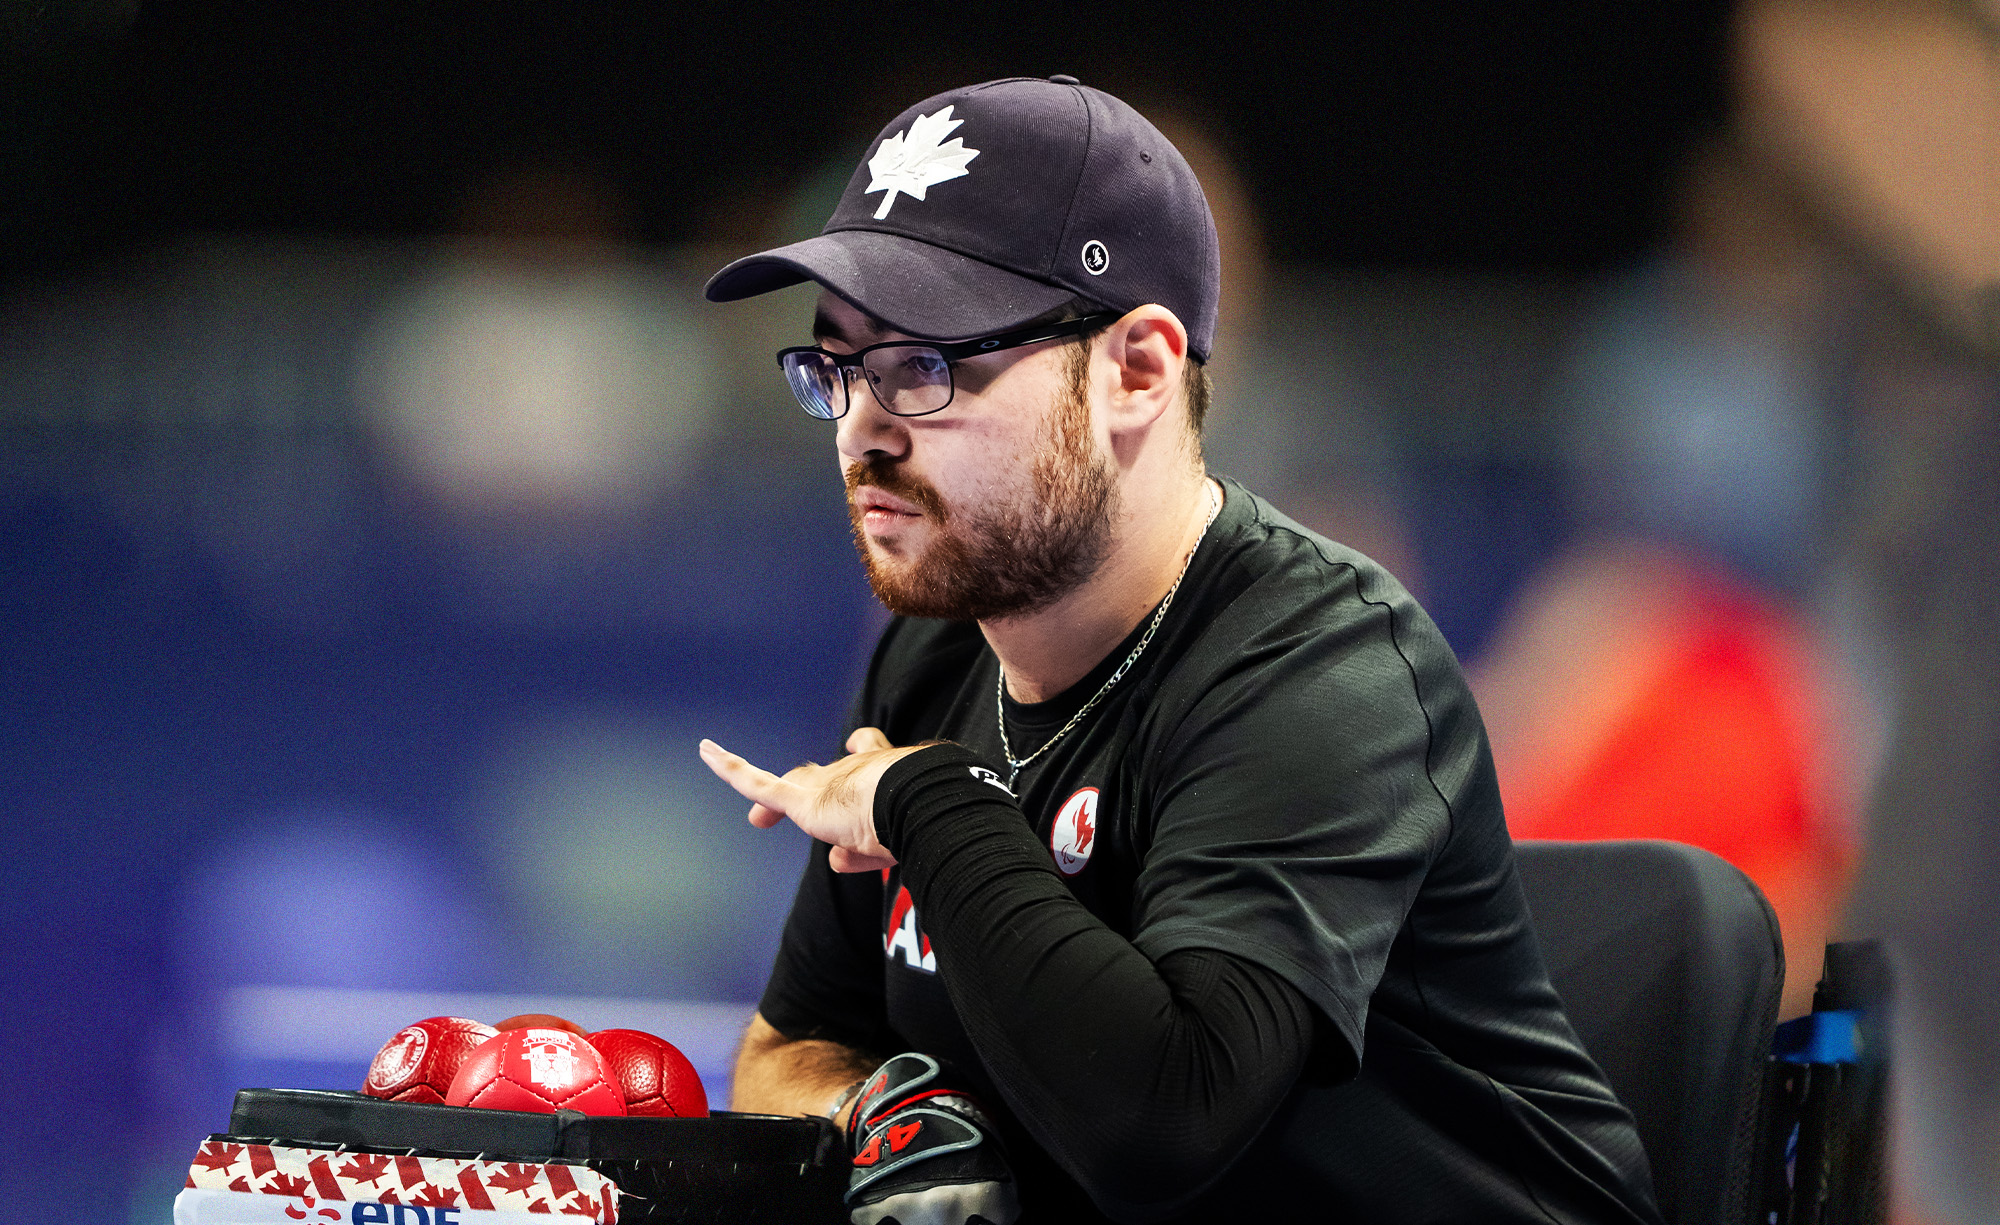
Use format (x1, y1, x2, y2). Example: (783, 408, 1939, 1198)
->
(845, 361, 1117, 622)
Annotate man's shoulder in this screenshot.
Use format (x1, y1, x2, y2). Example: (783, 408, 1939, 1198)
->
(1203, 479, 1432, 648)
(1161, 480, 1477, 759)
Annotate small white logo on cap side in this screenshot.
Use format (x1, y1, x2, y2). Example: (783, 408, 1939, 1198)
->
(866, 106, 980, 220)
(1081, 240, 1110, 276)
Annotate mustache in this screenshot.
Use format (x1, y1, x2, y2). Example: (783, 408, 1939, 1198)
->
(845, 457, 949, 521)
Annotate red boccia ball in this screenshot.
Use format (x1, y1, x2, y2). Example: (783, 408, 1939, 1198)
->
(588, 1029, 709, 1118)
(363, 1016, 499, 1104)
(493, 1013, 590, 1037)
(445, 1028, 628, 1115)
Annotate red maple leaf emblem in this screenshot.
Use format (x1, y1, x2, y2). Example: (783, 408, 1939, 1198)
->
(557, 1194, 599, 1217)
(338, 1154, 392, 1187)
(1072, 805, 1094, 854)
(411, 1184, 459, 1208)
(377, 1189, 401, 1205)
(228, 1177, 252, 1193)
(486, 1164, 544, 1196)
(528, 1200, 552, 1214)
(195, 1143, 244, 1174)
(265, 1172, 311, 1198)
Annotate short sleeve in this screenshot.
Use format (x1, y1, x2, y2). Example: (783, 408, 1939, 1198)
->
(1128, 564, 1457, 1059)
(757, 837, 898, 1053)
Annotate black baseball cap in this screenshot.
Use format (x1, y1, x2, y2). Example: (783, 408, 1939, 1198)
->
(703, 75, 1222, 362)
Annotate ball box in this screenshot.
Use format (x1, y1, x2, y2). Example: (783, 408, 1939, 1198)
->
(215, 1087, 847, 1224)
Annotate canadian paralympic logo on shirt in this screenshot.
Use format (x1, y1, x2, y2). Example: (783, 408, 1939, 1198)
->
(883, 876, 937, 972)
(1050, 787, 1100, 875)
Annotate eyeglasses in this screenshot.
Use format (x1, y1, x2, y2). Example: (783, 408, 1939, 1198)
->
(776, 314, 1116, 420)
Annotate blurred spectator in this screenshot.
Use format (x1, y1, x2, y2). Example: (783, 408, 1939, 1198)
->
(1474, 541, 1861, 1019)
(1474, 131, 1868, 1020)
(355, 164, 718, 526)
(1730, 0, 2000, 1217)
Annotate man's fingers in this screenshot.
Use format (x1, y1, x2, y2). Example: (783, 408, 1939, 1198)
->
(699, 740, 799, 813)
(747, 802, 786, 829)
(846, 726, 894, 755)
(829, 844, 898, 873)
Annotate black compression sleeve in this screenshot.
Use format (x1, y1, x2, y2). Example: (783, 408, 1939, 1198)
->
(875, 744, 1317, 1223)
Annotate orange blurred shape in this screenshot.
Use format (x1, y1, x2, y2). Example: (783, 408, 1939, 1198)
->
(1476, 543, 1863, 1017)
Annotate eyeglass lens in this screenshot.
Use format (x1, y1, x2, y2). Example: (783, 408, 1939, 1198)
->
(782, 352, 845, 419)
(781, 346, 954, 419)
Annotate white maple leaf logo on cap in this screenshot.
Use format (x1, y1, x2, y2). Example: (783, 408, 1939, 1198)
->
(865, 106, 979, 220)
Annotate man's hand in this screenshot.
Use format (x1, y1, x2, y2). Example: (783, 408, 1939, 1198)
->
(699, 728, 924, 873)
(845, 1052, 1020, 1225)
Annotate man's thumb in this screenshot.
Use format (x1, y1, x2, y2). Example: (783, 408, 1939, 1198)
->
(846, 726, 895, 754)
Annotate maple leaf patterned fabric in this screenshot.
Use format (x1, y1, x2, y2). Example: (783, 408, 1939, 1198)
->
(194, 1143, 245, 1174)
(865, 106, 979, 219)
(176, 1141, 620, 1223)
(337, 1153, 392, 1188)
(487, 1165, 545, 1196)
(264, 1172, 311, 1199)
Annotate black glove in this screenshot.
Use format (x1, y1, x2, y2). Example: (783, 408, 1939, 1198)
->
(844, 1052, 1021, 1225)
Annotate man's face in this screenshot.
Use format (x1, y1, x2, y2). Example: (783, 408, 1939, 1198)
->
(819, 292, 1117, 622)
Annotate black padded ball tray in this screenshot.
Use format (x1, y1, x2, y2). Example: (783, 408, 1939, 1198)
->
(223, 1088, 847, 1224)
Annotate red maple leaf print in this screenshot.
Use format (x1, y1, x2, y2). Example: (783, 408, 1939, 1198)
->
(338, 1154, 392, 1187)
(229, 1177, 252, 1193)
(557, 1193, 600, 1217)
(377, 1189, 400, 1205)
(195, 1143, 244, 1174)
(411, 1185, 460, 1208)
(486, 1164, 544, 1196)
(528, 1200, 552, 1214)
(1072, 804, 1094, 854)
(265, 1172, 311, 1198)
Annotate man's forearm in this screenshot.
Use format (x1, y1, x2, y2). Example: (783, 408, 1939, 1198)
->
(729, 1011, 880, 1129)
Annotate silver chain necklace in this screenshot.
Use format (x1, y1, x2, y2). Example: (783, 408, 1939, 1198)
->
(996, 482, 1220, 788)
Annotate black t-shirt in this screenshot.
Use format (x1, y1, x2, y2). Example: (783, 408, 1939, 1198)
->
(760, 478, 1661, 1224)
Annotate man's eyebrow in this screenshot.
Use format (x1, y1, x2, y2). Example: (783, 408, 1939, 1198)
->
(812, 307, 894, 348)
(812, 308, 857, 346)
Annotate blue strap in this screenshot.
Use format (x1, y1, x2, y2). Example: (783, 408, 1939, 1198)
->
(1771, 1009, 1863, 1064)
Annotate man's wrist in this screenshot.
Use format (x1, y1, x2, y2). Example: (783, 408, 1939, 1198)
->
(871, 741, 1013, 859)
(824, 1075, 868, 1129)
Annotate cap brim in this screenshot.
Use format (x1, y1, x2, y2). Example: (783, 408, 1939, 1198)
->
(703, 230, 1082, 342)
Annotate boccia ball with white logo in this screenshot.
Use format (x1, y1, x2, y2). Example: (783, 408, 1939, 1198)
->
(1050, 787, 1100, 875)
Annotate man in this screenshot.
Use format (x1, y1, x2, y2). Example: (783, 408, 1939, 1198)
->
(698, 75, 1662, 1225)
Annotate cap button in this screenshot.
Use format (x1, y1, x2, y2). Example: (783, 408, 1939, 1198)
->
(1047, 74, 1080, 85)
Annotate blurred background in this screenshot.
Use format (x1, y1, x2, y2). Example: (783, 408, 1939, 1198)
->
(2, 1, 1996, 1221)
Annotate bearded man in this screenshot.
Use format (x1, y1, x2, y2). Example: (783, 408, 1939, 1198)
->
(698, 75, 1663, 1225)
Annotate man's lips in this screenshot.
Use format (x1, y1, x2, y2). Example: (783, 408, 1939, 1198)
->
(853, 488, 925, 519)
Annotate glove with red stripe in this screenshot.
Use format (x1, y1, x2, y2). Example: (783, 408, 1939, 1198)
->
(844, 1052, 1021, 1225)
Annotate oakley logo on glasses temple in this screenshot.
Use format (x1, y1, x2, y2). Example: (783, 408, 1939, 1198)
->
(775, 313, 1116, 420)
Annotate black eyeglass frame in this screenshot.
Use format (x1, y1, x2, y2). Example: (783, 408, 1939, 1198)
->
(776, 312, 1119, 420)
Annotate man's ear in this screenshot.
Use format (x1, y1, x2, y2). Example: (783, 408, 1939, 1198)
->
(1099, 305, 1189, 435)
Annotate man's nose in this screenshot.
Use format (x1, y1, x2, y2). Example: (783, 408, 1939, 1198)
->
(835, 378, 911, 463)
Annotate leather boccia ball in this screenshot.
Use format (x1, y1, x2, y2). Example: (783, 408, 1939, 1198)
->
(363, 1016, 500, 1104)
(445, 1028, 628, 1115)
(588, 1028, 710, 1118)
